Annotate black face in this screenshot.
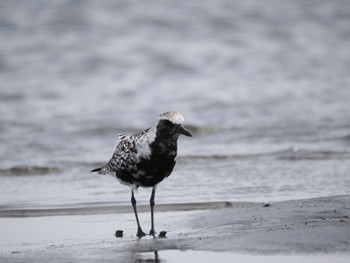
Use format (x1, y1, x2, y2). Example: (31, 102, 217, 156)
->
(157, 120, 192, 137)
(157, 120, 176, 134)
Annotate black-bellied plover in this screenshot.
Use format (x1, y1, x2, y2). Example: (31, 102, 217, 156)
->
(91, 111, 192, 238)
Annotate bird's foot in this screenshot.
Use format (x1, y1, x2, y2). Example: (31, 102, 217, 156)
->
(149, 229, 156, 237)
(136, 227, 146, 238)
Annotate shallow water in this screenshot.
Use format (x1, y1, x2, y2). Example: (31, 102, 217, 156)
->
(0, 0, 350, 211)
(136, 250, 350, 263)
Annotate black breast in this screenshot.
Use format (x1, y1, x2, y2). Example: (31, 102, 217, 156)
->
(132, 120, 179, 187)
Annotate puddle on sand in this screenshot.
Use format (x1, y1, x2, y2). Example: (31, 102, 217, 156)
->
(134, 250, 350, 263)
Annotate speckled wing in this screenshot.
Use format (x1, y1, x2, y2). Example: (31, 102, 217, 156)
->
(104, 127, 155, 184)
(107, 137, 137, 172)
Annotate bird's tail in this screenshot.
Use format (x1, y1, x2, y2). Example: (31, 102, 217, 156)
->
(90, 167, 102, 173)
(91, 165, 108, 175)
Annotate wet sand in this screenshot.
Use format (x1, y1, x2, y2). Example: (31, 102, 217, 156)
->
(1, 195, 349, 262)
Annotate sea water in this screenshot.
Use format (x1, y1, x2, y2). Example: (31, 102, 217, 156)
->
(0, 0, 350, 211)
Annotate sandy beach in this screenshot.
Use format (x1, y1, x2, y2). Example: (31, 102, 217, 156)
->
(1, 195, 349, 262)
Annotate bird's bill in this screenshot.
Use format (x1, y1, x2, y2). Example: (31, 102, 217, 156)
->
(177, 125, 192, 137)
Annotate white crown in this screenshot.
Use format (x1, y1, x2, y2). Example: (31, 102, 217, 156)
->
(158, 111, 184, 125)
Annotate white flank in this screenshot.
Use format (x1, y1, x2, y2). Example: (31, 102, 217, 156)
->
(135, 126, 157, 160)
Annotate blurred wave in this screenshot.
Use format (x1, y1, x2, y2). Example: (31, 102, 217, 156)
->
(0, 166, 60, 176)
(181, 148, 350, 161)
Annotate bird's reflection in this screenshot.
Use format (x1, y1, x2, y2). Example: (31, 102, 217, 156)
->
(134, 251, 160, 263)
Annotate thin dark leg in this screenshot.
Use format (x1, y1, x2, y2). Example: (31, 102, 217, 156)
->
(149, 186, 156, 236)
(131, 189, 146, 238)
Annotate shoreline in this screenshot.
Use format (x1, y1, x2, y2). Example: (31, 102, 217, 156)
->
(0, 201, 234, 218)
(1, 195, 349, 262)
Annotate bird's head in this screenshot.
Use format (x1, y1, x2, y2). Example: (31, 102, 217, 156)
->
(157, 111, 192, 137)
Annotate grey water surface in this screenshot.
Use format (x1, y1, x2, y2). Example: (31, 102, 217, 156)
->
(0, 0, 350, 210)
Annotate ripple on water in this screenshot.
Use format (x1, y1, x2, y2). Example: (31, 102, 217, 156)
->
(0, 166, 60, 176)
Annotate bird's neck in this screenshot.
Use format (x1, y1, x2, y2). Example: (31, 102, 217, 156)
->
(150, 125, 179, 156)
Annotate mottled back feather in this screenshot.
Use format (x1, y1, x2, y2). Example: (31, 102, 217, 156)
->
(91, 112, 189, 189)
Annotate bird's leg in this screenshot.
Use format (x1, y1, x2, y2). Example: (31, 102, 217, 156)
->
(149, 186, 156, 236)
(131, 189, 146, 238)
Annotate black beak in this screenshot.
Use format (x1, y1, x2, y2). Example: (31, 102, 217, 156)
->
(177, 125, 192, 137)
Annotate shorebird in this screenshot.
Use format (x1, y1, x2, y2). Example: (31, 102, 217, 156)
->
(91, 111, 192, 238)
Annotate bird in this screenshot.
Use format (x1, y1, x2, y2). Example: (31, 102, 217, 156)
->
(91, 111, 192, 238)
